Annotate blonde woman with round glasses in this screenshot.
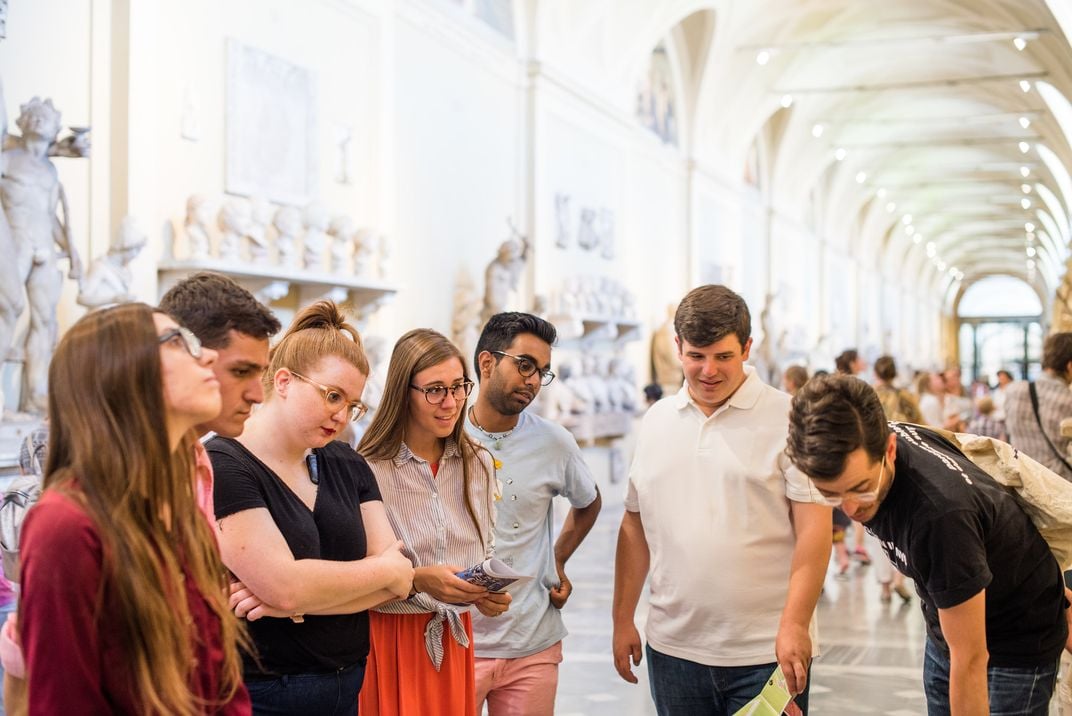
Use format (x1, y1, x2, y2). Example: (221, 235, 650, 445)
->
(209, 301, 413, 715)
(358, 328, 506, 716)
(20, 303, 249, 714)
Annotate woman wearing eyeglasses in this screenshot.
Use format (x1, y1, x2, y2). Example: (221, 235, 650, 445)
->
(357, 329, 506, 716)
(208, 301, 414, 715)
(19, 303, 250, 714)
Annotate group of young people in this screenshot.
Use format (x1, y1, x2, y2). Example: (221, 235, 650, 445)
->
(13, 271, 601, 716)
(12, 272, 1072, 716)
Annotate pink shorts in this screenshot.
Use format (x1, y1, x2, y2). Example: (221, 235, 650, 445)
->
(475, 640, 563, 716)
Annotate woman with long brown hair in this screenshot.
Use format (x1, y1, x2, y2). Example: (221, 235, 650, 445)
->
(19, 303, 249, 714)
(209, 301, 412, 715)
(358, 329, 507, 716)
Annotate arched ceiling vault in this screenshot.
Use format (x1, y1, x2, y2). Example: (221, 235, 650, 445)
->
(533, 0, 1072, 314)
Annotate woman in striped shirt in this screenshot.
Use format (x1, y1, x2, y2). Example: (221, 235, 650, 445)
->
(358, 329, 507, 716)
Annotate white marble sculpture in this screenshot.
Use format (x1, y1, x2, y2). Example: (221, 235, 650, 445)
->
(482, 233, 529, 323)
(77, 216, 146, 308)
(327, 215, 354, 274)
(451, 269, 482, 373)
(218, 198, 251, 262)
(607, 357, 637, 413)
(303, 202, 330, 271)
(246, 196, 274, 265)
(577, 207, 599, 251)
(273, 206, 302, 267)
(352, 227, 377, 279)
(1, 97, 88, 413)
(184, 194, 215, 260)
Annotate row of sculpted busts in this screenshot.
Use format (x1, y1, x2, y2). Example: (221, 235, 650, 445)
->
(554, 275, 637, 321)
(537, 353, 638, 424)
(0, 95, 90, 414)
(176, 194, 390, 280)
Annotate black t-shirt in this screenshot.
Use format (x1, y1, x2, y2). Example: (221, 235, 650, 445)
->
(866, 423, 1067, 668)
(209, 437, 382, 677)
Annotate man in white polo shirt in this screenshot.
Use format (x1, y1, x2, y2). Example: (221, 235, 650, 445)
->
(612, 284, 831, 715)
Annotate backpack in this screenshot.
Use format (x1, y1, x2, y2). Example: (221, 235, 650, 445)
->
(1, 424, 49, 583)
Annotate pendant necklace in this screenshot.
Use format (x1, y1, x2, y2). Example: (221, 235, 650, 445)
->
(469, 406, 515, 450)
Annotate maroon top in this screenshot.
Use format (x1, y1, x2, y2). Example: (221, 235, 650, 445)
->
(20, 490, 251, 715)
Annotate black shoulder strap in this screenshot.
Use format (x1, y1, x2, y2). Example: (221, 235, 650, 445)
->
(1028, 381, 1072, 474)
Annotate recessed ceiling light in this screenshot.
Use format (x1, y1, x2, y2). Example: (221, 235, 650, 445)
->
(855, 171, 867, 184)
(1019, 117, 1031, 129)
(1022, 184, 1032, 194)
(1021, 166, 1031, 178)
(1020, 80, 1033, 92)
(835, 148, 847, 161)
(756, 50, 771, 65)
(812, 123, 824, 138)
(902, 214, 913, 225)
(1021, 198, 1032, 210)
(1026, 222, 1036, 232)
(1014, 37, 1028, 51)
(1027, 246, 1037, 257)
(1019, 141, 1031, 153)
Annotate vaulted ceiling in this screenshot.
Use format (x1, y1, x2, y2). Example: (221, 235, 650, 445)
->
(527, 0, 1072, 317)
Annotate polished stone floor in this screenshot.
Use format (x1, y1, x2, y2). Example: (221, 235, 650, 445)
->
(552, 500, 930, 715)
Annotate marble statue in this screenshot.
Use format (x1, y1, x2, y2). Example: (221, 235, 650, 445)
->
(481, 231, 529, 323)
(246, 196, 274, 264)
(577, 208, 598, 251)
(583, 353, 610, 413)
(184, 194, 214, 260)
(352, 227, 377, 279)
(303, 202, 330, 271)
(217, 197, 251, 262)
(1, 97, 87, 413)
(77, 216, 146, 308)
(327, 215, 354, 274)
(451, 269, 482, 373)
(273, 205, 302, 267)
(608, 357, 637, 413)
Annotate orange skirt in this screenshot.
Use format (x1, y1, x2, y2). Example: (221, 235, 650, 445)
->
(358, 611, 476, 716)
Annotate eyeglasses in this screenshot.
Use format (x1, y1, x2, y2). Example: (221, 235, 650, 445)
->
(491, 351, 555, 386)
(410, 381, 475, 405)
(290, 371, 368, 422)
(814, 456, 888, 507)
(158, 326, 203, 359)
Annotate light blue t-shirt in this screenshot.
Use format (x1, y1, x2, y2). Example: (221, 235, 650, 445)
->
(465, 409, 599, 658)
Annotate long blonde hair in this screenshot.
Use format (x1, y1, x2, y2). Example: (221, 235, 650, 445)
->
(358, 329, 492, 548)
(41, 303, 245, 715)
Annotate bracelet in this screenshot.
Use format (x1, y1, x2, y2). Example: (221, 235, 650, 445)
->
(290, 613, 305, 623)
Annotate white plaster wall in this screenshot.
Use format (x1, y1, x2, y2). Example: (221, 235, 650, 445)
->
(389, 2, 522, 342)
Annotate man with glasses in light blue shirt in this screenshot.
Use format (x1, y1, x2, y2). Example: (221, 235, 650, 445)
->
(466, 312, 602, 716)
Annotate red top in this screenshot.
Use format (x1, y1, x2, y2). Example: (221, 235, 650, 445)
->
(20, 490, 251, 715)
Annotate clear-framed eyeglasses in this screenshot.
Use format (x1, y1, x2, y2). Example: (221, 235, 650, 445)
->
(814, 456, 888, 507)
(410, 380, 475, 405)
(290, 370, 368, 422)
(157, 326, 203, 359)
(491, 350, 555, 386)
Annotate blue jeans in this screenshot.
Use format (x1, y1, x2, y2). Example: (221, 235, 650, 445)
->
(923, 638, 1057, 715)
(646, 645, 810, 716)
(246, 661, 365, 716)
